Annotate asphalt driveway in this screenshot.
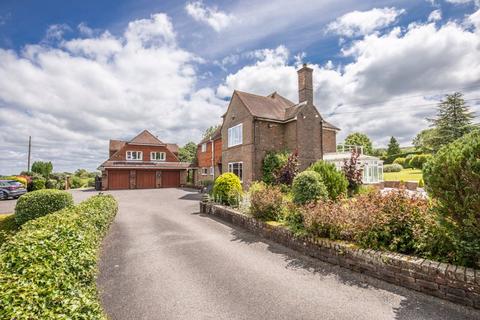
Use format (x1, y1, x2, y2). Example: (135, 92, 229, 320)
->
(97, 188, 480, 320)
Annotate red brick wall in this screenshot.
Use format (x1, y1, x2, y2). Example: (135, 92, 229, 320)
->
(197, 138, 222, 168)
(109, 144, 178, 162)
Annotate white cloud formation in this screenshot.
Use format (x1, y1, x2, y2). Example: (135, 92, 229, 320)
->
(326, 7, 406, 37)
(185, 1, 235, 32)
(428, 9, 442, 22)
(218, 11, 480, 147)
(0, 13, 225, 174)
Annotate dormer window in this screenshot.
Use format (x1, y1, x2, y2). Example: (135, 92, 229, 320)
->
(126, 151, 143, 161)
(151, 152, 166, 161)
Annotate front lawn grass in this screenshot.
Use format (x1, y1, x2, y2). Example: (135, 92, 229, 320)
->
(384, 168, 423, 182)
(0, 213, 19, 244)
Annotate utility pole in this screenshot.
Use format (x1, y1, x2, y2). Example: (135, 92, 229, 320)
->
(27, 136, 31, 172)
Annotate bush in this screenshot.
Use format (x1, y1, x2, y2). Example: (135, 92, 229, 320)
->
(0, 195, 117, 319)
(308, 161, 348, 201)
(262, 151, 288, 184)
(4, 176, 27, 188)
(212, 173, 242, 206)
(393, 157, 407, 167)
(292, 171, 328, 205)
(274, 152, 299, 186)
(14, 189, 74, 225)
(383, 163, 403, 172)
(71, 175, 83, 189)
(29, 178, 46, 191)
(302, 190, 432, 254)
(45, 179, 58, 189)
(423, 130, 480, 267)
(409, 154, 432, 169)
(249, 183, 285, 221)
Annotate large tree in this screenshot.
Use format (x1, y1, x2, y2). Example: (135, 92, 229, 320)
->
(202, 125, 220, 139)
(344, 132, 373, 155)
(178, 142, 197, 163)
(387, 136, 401, 156)
(428, 92, 475, 151)
(31, 161, 53, 178)
(412, 128, 437, 153)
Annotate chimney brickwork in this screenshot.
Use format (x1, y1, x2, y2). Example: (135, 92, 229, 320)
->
(297, 63, 313, 105)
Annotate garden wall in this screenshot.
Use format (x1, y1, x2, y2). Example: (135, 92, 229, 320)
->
(200, 201, 480, 309)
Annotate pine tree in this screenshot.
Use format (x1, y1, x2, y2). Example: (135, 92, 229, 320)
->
(429, 92, 475, 151)
(387, 136, 401, 156)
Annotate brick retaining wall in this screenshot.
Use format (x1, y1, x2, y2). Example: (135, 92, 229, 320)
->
(200, 201, 480, 309)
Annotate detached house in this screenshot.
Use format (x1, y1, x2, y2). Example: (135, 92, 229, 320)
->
(99, 130, 190, 190)
(196, 64, 340, 187)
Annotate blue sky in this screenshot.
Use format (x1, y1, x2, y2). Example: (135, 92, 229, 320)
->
(0, 0, 479, 173)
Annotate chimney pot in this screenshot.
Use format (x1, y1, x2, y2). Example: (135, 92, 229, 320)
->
(297, 64, 313, 105)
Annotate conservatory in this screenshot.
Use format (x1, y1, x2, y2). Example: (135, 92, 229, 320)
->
(323, 145, 384, 184)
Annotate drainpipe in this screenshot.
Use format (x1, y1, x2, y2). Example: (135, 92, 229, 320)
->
(211, 138, 214, 179)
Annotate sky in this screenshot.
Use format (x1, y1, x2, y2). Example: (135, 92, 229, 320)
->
(0, 0, 479, 174)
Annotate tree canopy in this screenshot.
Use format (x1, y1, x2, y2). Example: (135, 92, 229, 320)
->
(387, 136, 401, 156)
(344, 132, 373, 155)
(178, 142, 197, 163)
(31, 161, 53, 178)
(202, 125, 220, 139)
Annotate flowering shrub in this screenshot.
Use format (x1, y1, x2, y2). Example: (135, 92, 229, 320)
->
(274, 152, 299, 186)
(249, 182, 286, 221)
(303, 190, 432, 254)
(342, 150, 363, 195)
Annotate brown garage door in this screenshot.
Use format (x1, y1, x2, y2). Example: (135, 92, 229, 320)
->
(136, 170, 156, 189)
(109, 170, 130, 190)
(162, 171, 180, 188)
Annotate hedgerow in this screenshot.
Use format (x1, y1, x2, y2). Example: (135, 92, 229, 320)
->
(0, 194, 118, 319)
(15, 189, 74, 225)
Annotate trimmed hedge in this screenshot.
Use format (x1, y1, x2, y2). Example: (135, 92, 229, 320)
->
(0, 194, 118, 319)
(383, 163, 403, 172)
(15, 189, 74, 225)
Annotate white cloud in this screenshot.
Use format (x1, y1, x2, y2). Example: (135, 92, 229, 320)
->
(0, 13, 225, 174)
(185, 1, 235, 32)
(218, 14, 480, 147)
(445, 0, 480, 6)
(428, 9, 442, 22)
(326, 7, 406, 37)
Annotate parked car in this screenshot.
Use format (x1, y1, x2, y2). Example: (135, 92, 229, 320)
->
(0, 180, 27, 200)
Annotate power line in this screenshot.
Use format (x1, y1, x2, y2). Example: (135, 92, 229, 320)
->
(327, 98, 480, 116)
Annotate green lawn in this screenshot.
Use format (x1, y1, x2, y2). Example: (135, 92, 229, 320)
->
(0, 213, 18, 244)
(384, 168, 423, 182)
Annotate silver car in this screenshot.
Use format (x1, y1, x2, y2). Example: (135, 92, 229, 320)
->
(0, 180, 27, 200)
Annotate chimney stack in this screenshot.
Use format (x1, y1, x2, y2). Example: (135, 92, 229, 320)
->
(297, 63, 313, 105)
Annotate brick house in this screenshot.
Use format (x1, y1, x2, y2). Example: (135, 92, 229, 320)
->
(99, 130, 190, 190)
(196, 64, 339, 187)
(195, 126, 222, 184)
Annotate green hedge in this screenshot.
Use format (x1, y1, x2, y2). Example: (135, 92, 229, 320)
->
(15, 189, 74, 225)
(0, 194, 118, 319)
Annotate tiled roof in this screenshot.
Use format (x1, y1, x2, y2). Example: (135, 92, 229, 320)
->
(234, 90, 340, 130)
(129, 130, 164, 145)
(109, 139, 126, 153)
(99, 161, 190, 170)
(166, 143, 179, 154)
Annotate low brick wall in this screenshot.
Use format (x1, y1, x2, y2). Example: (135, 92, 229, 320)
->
(200, 201, 480, 309)
(383, 180, 419, 190)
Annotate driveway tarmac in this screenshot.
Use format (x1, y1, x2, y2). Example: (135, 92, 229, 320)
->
(97, 188, 480, 320)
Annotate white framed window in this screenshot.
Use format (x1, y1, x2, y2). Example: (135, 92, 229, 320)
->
(201, 143, 207, 152)
(201, 167, 208, 175)
(150, 152, 166, 161)
(126, 151, 143, 161)
(210, 166, 214, 176)
(228, 162, 243, 182)
(228, 123, 242, 147)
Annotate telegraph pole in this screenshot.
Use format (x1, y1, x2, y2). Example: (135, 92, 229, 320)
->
(27, 136, 31, 172)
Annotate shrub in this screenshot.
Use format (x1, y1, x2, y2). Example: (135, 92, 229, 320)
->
(292, 171, 328, 205)
(302, 190, 432, 254)
(30, 178, 45, 191)
(383, 163, 403, 172)
(274, 152, 299, 186)
(262, 151, 288, 184)
(308, 160, 348, 201)
(212, 173, 242, 206)
(45, 179, 58, 189)
(249, 184, 285, 221)
(0, 195, 117, 319)
(393, 157, 407, 167)
(71, 175, 83, 189)
(342, 150, 363, 195)
(14, 189, 74, 225)
(409, 154, 432, 169)
(423, 130, 480, 267)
